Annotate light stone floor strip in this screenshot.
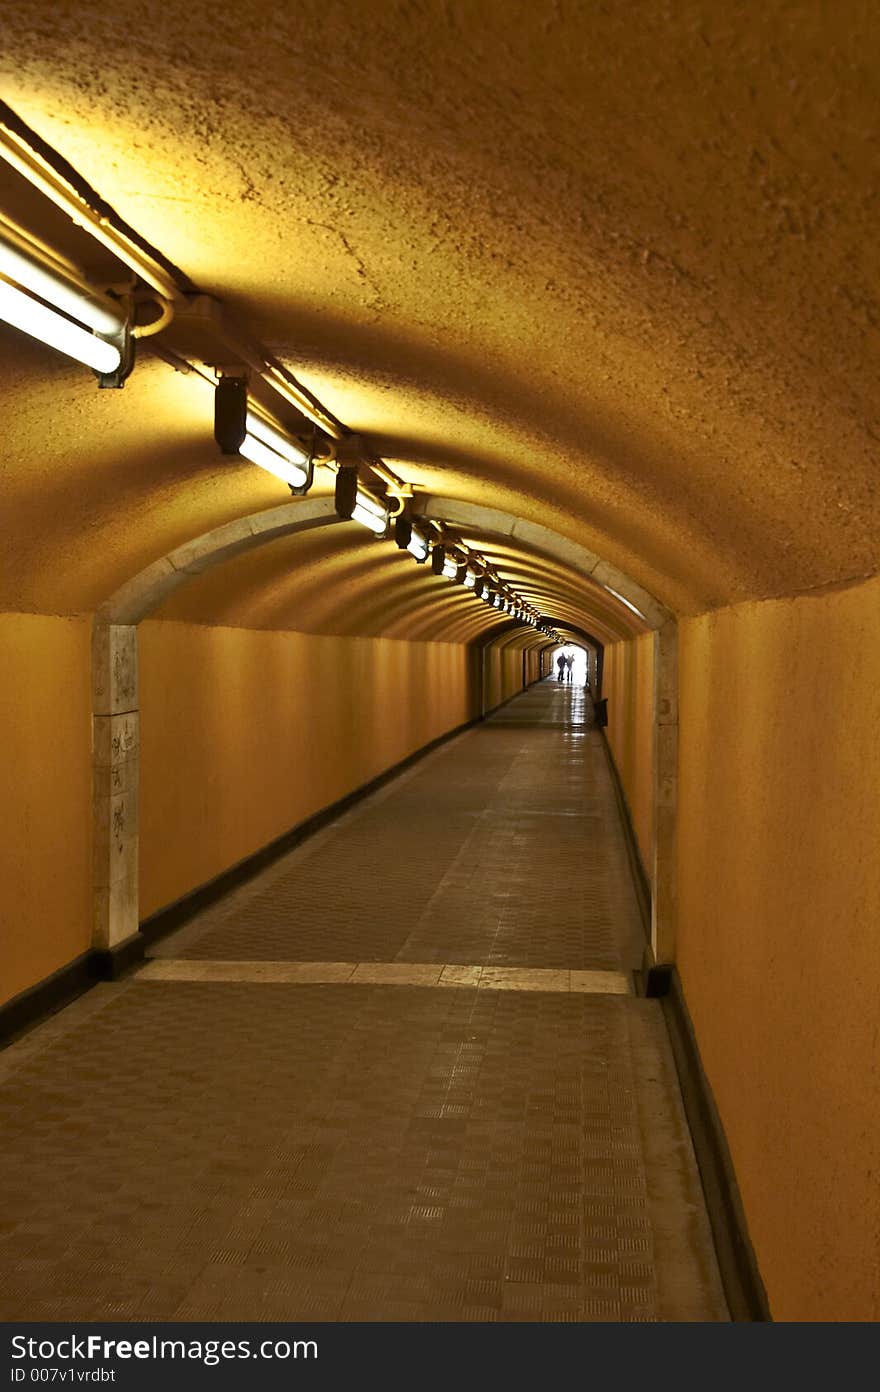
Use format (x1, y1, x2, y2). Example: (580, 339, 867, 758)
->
(136, 958, 633, 995)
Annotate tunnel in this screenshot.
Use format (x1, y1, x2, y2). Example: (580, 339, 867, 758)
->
(0, 2, 878, 1332)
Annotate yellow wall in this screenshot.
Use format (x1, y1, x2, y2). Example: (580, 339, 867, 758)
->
(677, 576, 880, 1321)
(139, 621, 481, 917)
(603, 632, 655, 876)
(0, 613, 93, 1007)
(483, 644, 525, 712)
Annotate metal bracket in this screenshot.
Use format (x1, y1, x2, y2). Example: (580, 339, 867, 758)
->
(95, 321, 135, 389)
(289, 424, 318, 497)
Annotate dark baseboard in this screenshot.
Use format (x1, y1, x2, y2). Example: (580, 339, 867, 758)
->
(595, 726, 767, 1317)
(0, 932, 144, 1047)
(597, 727, 652, 943)
(661, 966, 771, 1322)
(644, 963, 672, 997)
(91, 932, 146, 980)
(0, 952, 95, 1045)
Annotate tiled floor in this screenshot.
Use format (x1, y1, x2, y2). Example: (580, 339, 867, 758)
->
(154, 683, 645, 972)
(0, 681, 727, 1321)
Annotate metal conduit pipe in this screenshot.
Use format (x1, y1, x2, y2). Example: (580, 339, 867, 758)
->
(0, 120, 183, 305)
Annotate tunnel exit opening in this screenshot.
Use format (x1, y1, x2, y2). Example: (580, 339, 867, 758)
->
(547, 644, 588, 686)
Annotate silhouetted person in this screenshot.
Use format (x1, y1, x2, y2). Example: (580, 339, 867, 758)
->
(556, 653, 566, 681)
(565, 653, 574, 681)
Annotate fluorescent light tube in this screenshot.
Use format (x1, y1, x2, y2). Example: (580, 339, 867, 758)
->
(463, 569, 476, 589)
(0, 278, 121, 373)
(407, 529, 429, 561)
(240, 432, 308, 488)
(442, 557, 458, 579)
(245, 412, 309, 464)
(352, 491, 388, 534)
(0, 236, 125, 336)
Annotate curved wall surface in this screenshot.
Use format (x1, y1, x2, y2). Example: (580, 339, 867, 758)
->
(602, 632, 656, 878)
(677, 574, 880, 1322)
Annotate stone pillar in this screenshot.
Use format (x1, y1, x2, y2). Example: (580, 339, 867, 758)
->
(91, 623, 140, 954)
(652, 620, 678, 964)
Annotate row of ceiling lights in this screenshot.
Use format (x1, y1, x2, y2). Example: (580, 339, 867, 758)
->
(381, 509, 558, 639)
(216, 378, 560, 640)
(0, 217, 560, 642)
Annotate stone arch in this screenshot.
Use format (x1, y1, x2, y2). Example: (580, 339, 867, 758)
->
(414, 496, 673, 631)
(90, 498, 343, 962)
(91, 494, 676, 969)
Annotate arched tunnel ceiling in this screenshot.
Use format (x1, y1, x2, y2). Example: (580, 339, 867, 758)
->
(147, 511, 644, 644)
(1, 1, 878, 627)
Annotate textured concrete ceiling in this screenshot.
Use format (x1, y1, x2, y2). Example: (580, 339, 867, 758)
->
(1, 0, 877, 629)
(150, 520, 634, 645)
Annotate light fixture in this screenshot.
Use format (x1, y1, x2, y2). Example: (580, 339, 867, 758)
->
(215, 374, 248, 452)
(335, 465, 388, 534)
(215, 378, 312, 491)
(463, 569, 476, 589)
(442, 556, 458, 580)
(0, 271, 122, 374)
(352, 490, 388, 535)
(241, 412, 309, 489)
(0, 234, 125, 337)
(407, 529, 429, 561)
(395, 516, 429, 561)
